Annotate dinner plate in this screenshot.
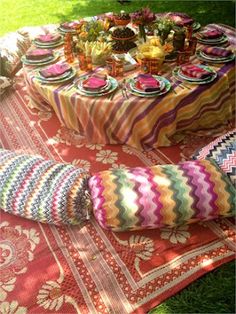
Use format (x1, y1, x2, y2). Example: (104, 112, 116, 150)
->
(77, 77, 111, 95)
(58, 26, 77, 34)
(173, 65, 217, 84)
(35, 68, 77, 84)
(33, 39, 64, 48)
(177, 65, 216, 82)
(196, 34, 228, 45)
(21, 52, 59, 66)
(36, 67, 74, 81)
(76, 76, 118, 97)
(129, 75, 165, 95)
(196, 50, 235, 64)
(128, 76, 171, 98)
(198, 50, 235, 62)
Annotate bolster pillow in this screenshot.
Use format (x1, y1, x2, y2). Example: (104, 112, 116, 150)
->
(89, 159, 235, 232)
(0, 149, 92, 225)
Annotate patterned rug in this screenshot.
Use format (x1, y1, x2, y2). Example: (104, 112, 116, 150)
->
(0, 71, 235, 314)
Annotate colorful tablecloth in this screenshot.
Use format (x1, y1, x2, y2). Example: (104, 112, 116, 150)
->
(23, 24, 235, 150)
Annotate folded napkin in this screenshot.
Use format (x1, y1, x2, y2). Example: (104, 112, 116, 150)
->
(181, 64, 213, 79)
(198, 29, 223, 39)
(61, 21, 80, 30)
(36, 33, 61, 43)
(25, 49, 53, 60)
(202, 47, 232, 58)
(40, 63, 71, 78)
(82, 73, 108, 90)
(137, 74, 160, 92)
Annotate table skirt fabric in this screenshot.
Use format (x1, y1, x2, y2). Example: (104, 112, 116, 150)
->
(23, 24, 236, 150)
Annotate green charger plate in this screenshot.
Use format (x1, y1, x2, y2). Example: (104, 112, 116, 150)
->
(76, 76, 118, 97)
(128, 76, 171, 98)
(173, 65, 217, 84)
(196, 50, 235, 63)
(35, 68, 76, 84)
(21, 52, 60, 66)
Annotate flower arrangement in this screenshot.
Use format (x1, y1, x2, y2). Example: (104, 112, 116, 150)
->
(130, 7, 156, 25)
(77, 19, 107, 42)
(154, 17, 175, 45)
(130, 7, 156, 42)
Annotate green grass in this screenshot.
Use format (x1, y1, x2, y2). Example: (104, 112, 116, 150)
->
(0, 0, 235, 36)
(149, 261, 236, 314)
(0, 0, 235, 313)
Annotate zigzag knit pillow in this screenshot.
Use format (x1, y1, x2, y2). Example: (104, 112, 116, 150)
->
(89, 159, 235, 232)
(0, 149, 92, 225)
(193, 129, 236, 185)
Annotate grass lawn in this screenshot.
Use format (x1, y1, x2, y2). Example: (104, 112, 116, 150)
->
(0, 0, 235, 36)
(0, 0, 235, 313)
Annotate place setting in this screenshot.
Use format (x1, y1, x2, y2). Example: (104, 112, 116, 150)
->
(75, 72, 118, 97)
(21, 48, 60, 66)
(34, 62, 76, 84)
(195, 28, 228, 45)
(126, 74, 171, 98)
(58, 21, 81, 34)
(196, 46, 235, 63)
(33, 33, 64, 48)
(172, 63, 217, 85)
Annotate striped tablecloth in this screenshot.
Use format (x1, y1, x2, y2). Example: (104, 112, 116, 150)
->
(23, 24, 235, 150)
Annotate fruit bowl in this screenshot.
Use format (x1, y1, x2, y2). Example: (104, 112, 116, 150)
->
(111, 34, 136, 41)
(114, 18, 131, 26)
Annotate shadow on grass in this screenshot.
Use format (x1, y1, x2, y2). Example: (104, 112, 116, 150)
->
(149, 260, 235, 314)
(53, 0, 235, 27)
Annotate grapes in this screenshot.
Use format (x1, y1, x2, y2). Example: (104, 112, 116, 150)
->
(112, 27, 135, 39)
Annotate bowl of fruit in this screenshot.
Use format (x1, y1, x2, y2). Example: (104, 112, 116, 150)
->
(111, 27, 136, 41)
(114, 12, 131, 26)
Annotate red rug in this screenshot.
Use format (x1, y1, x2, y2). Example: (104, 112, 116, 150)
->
(0, 71, 235, 314)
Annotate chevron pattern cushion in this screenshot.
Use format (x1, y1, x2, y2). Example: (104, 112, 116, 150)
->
(0, 149, 92, 225)
(89, 159, 235, 232)
(193, 129, 236, 185)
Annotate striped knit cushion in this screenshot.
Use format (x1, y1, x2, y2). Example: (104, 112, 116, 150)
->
(193, 129, 236, 185)
(89, 159, 235, 232)
(0, 149, 92, 225)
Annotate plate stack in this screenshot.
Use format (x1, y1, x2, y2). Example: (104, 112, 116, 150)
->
(196, 29, 228, 45)
(21, 49, 59, 66)
(58, 21, 80, 34)
(33, 33, 63, 48)
(76, 74, 118, 97)
(128, 74, 171, 98)
(196, 46, 235, 63)
(173, 64, 217, 85)
(35, 63, 76, 84)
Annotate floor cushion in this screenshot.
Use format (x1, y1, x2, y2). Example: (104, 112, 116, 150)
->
(0, 149, 92, 225)
(89, 159, 235, 232)
(0, 31, 31, 77)
(193, 129, 236, 185)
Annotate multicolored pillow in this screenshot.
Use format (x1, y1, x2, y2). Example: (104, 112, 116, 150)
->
(0, 31, 31, 77)
(0, 149, 92, 225)
(89, 159, 235, 232)
(193, 129, 236, 185)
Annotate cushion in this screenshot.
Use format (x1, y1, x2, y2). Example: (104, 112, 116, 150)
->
(0, 31, 31, 77)
(89, 159, 235, 232)
(0, 76, 12, 95)
(193, 129, 236, 185)
(0, 149, 92, 225)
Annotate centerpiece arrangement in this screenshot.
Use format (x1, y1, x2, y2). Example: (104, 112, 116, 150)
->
(130, 7, 156, 42)
(111, 12, 137, 53)
(76, 19, 112, 67)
